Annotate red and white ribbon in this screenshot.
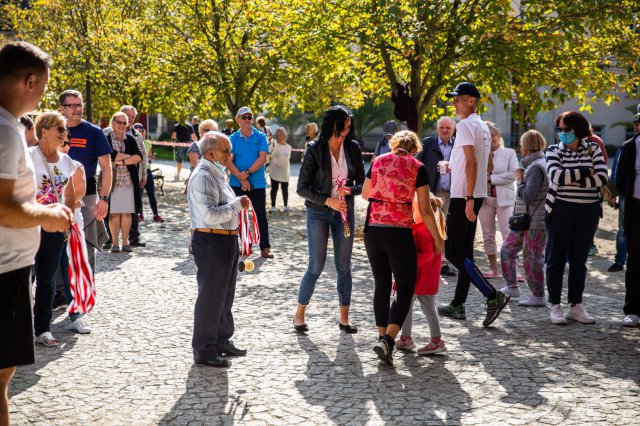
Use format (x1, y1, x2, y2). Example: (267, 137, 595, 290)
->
(334, 176, 351, 238)
(66, 222, 96, 314)
(239, 204, 260, 256)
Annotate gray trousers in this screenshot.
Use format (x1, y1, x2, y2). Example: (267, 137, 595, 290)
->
(400, 295, 441, 339)
(191, 231, 239, 361)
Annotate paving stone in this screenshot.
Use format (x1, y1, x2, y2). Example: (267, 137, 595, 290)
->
(7, 162, 640, 425)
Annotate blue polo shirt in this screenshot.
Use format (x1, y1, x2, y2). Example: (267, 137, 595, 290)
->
(67, 120, 112, 179)
(229, 127, 269, 189)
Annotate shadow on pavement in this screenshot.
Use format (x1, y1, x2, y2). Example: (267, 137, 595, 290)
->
(160, 364, 234, 425)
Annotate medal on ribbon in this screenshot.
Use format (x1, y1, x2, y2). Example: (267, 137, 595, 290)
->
(334, 176, 351, 238)
(239, 203, 260, 272)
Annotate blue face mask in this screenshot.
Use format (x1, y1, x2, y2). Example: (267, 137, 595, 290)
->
(558, 131, 576, 145)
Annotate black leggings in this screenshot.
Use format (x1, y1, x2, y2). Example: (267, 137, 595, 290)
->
(270, 178, 288, 207)
(364, 226, 417, 328)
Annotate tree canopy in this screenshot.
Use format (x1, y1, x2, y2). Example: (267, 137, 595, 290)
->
(5, 0, 639, 131)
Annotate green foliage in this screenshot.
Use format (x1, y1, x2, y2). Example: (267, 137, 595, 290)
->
(5, 0, 639, 137)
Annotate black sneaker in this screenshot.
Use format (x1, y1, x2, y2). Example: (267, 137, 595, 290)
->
(607, 263, 624, 272)
(102, 240, 112, 250)
(440, 265, 457, 277)
(483, 292, 510, 327)
(129, 240, 147, 247)
(437, 303, 466, 320)
(373, 336, 394, 365)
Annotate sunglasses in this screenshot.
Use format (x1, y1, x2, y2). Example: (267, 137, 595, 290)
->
(114, 120, 128, 126)
(555, 127, 573, 134)
(49, 126, 67, 133)
(62, 141, 71, 147)
(201, 128, 214, 133)
(240, 115, 253, 120)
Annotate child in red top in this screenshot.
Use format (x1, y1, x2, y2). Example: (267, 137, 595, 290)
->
(396, 194, 448, 354)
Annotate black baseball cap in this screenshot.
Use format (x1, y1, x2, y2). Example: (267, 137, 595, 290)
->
(445, 82, 481, 98)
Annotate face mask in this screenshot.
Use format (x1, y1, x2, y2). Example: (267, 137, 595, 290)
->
(558, 131, 575, 145)
(212, 158, 226, 173)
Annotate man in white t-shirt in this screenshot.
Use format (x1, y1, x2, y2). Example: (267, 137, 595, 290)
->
(437, 82, 510, 327)
(0, 41, 73, 425)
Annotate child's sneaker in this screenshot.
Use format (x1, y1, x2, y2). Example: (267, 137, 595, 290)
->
(417, 340, 447, 355)
(395, 335, 416, 351)
(518, 294, 546, 307)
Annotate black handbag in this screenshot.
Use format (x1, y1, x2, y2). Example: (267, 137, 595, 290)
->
(509, 193, 545, 232)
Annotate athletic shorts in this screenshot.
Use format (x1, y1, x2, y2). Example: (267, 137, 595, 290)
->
(0, 266, 35, 369)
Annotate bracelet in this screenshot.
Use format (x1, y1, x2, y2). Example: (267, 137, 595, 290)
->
(99, 195, 110, 202)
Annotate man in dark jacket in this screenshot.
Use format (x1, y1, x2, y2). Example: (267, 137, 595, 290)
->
(416, 116, 456, 276)
(614, 113, 640, 327)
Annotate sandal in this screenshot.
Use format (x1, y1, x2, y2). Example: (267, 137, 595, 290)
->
(37, 331, 59, 347)
(484, 270, 499, 279)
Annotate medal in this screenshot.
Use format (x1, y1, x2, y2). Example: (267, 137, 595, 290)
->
(239, 203, 260, 272)
(334, 176, 351, 238)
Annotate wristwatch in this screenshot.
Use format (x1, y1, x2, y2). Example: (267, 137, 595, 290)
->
(245, 169, 252, 176)
(99, 195, 110, 202)
(464, 195, 474, 201)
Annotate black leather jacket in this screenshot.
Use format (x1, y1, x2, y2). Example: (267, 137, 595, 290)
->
(297, 138, 365, 210)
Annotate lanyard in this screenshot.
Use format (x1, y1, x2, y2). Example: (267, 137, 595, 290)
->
(239, 203, 260, 256)
(334, 176, 351, 238)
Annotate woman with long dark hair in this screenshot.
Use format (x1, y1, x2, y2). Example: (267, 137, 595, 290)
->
(294, 106, 365, 333)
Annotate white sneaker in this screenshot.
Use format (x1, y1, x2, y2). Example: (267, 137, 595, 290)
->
(499, 285, 521, 298)
(622, 314, 639, 327)
(518, 294, 547, 307)
(284, 206, 293, 213)
(550, 304, 568, 325)
(269, 207, 277, 213)
(565, 303, 596, 324)
(69, 317, 92, 334)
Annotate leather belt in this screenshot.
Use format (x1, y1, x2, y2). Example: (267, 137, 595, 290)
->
(193, 228, 239, 235)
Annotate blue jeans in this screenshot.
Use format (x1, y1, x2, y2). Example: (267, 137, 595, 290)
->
(298, 206, 355, 306)
(34, 231, 66, 335)
(615, 197, 628, 266)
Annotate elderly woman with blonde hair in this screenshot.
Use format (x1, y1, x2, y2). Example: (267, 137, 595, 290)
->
(499, 130, 549, 305)
(187, 119, 218, 170)
(105, 111, 143, 253)
(30, 111, 77, 346)
(478, 121, 518, 278)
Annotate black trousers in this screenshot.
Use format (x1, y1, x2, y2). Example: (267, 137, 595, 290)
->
(624, 198, 640, 315)
(232, 187, 270, 250)
(270, 178, 289, 207)
(364, 227, 417, 328)
(191, 232, 239, 361)
(446, 198, 496, 306)
(545, 200, 600, 305)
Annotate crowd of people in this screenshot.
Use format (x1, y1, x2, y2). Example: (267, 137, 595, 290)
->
(1, 40, 639, 424)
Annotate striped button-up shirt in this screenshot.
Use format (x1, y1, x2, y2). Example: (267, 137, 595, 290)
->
(187, 158, 243, 230)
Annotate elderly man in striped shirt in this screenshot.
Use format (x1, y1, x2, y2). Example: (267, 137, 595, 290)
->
(188, 131, 250, 368)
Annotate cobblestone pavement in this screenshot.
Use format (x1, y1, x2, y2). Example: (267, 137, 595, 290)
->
(10, 162, 640, 425)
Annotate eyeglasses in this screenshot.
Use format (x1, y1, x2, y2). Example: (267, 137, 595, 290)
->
(62, 141, 71, 147)
(555, 127, 573, 134)
(62, 103, 82, 109)
(114, 120, 128, 126)
(56, 126, 68, 133)
(240, 115, 253, 120)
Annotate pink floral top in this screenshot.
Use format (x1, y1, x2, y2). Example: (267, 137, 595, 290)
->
(368, 152, 425, 228)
